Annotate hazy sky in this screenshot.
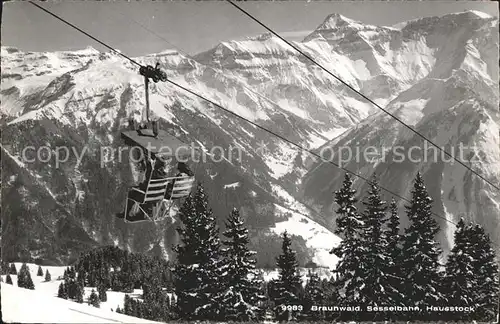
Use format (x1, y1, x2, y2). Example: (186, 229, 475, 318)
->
(2, 1, 498, 57)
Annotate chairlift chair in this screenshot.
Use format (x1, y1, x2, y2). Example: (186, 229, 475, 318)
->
(116, 62, 197, 223)
(121, 170, 196, 224)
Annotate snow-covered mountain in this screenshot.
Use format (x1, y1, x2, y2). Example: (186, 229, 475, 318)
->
(1, 10, 498, 264)
(300, 11, 499, 255)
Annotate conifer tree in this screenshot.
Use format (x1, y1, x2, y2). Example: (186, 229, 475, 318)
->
(329, 173, 364, 316)
(358, 176, 397, 320)
(1, 261, 9, 275)
(124, 295, 132, 314)
(69, 266, 76, 279)
(37, 265, 43, 276)
(443, 219, 475, 321)
(220, 208, 265, 321)
(58, 282, 68, 299)
(6, 274, 13, 285)
(17, 263, 35, 290)
(384, 199, 404, 319)
(45, 269, 51, 282)
(75, 282, 84, 304)
(468, 224, 499, 321)
(400, 172, 444, 319)
(302, 271, 324, 320)
(385, 200, 402, 280)
(98, 283, 108, 302)
(9, 263, 17, 275)
(272, 231, 302, 321)
(89, 289, 100, 308)
(173, 183, 223, 321)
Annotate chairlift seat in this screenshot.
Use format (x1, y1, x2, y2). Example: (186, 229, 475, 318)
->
(120, 175, 195, 223)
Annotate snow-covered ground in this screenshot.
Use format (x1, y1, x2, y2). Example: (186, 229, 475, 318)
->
(1, 283, 160, 323)
(1, 263, 155, 323)
(0, 262, 335, 323)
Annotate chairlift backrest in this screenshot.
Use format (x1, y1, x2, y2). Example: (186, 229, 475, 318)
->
(167, 176, 195, 199)
(144, 177, 170, 203)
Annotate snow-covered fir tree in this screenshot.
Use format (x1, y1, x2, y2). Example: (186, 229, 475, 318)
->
(272, 231, 303, 321)
(384, 198, 404, 315)
(75, 283, 84, 304)
(98, 283, 107, 302)
(468, 224, 499, 321)
(37, 265, 43, 276)
(89, 289, 100, 308)
(58, 282, 68, 299)
(17, 263, 35, 290)
(141, 274, 174, 322)
(321, 276, 341, 321)
(358, 175, 397, 320)
(329, 173, 365, 318)
(44, 269, 51, 282)
(220, 208, 265, 321)
(9, 263, 17, 275)
(173, 183, 223, 321)
(443, 219, 475, 321)
(6, 274, 13, 285)
(302, 270, 324, 320)
(400, 172, 444, 319)
(1, 261, 9, 275)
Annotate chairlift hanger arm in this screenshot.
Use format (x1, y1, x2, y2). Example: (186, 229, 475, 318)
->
(139, 64, 168, 124)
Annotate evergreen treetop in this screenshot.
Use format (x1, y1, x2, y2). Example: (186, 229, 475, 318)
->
(45, 269, 51, 282)
(173, 183, 223, 321)
(9, 263, 17, 275)
(400, 172, 444, 315)
(220, 208, 264, 321)
(358, 175, 396, 312)
(330, 173, 365, 310)
(17, 263, 35, 290)
(273, 231, 303, 321)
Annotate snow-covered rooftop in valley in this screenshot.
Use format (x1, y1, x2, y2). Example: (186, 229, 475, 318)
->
(223, 181, 240, 189)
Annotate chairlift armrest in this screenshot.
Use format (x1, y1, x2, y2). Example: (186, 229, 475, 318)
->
(129, 187, 147, 203)
(130, 187, 146, 194)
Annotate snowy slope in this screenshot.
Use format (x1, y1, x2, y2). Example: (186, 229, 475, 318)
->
(0, 264, 141, 313)
(1, 283, 160, 323)
(1, 264, 160, 323)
